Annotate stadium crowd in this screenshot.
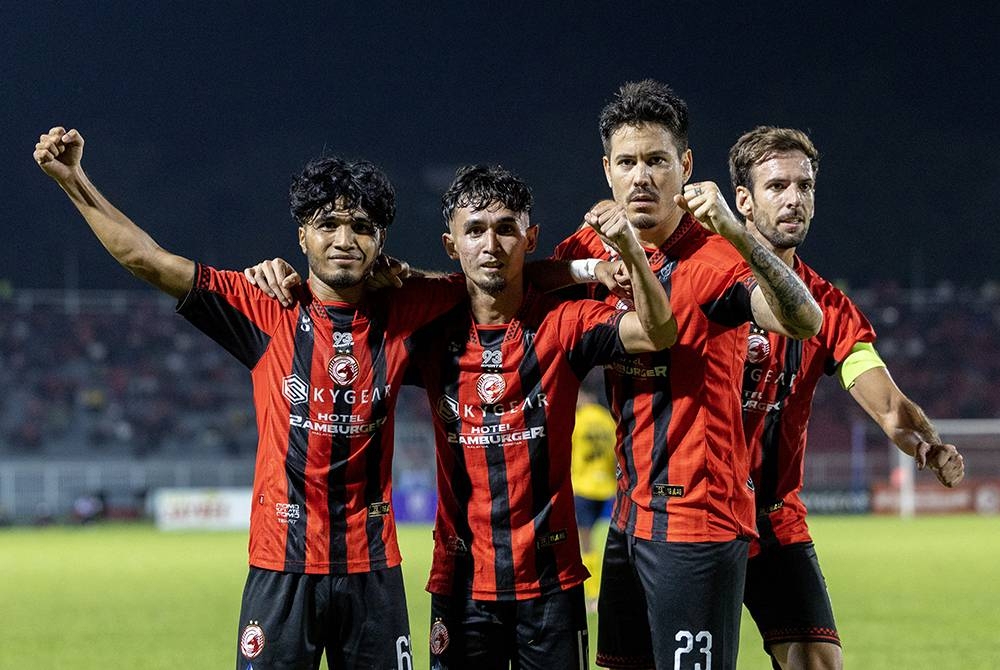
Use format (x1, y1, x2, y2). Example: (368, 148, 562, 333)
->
(2, 279, 997, 468)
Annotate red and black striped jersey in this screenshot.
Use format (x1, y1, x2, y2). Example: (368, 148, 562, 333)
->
(554, 215, 758, 543)
(177, 264, 465, 574)
(410, 288, 627, 600)
(740, 260, 875, 555)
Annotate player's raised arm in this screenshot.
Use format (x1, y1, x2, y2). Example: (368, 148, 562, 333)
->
(847, 362, 965, 487)
(34, 127, 195, 298)
(585, 200, 676, 352)
(676, 181, 822, 339)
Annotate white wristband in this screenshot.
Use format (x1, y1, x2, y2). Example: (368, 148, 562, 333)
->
(569, 258, 600, 283)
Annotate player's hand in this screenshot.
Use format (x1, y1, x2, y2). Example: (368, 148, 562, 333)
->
(34, 127, 85, 183)
(366, 254, 410, 290)
(243, 258, 301, 307)
(595, 259, 633, 301)
(584, 200, 633, 253)
(915, 442, 965, 488)
(674, 181, 744, 240)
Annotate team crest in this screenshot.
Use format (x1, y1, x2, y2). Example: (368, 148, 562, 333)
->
(746, 333, 771, 364)
(240, 622, 265, 659)
(327, 354, 360, 384)
(430, 619, 450, 655)
(476, 373, 506, 404)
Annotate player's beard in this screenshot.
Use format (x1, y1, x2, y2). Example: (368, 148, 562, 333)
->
(755, 213, 810, 250)
(473, 275, 507, 295)
(312, 267, 365, 290)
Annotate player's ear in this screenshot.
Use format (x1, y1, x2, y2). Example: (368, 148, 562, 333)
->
(602, 155, 613, 188)
(735, 186, 754, 220)
(442, 232, 458, 260)
(298, 225, 308, 254)
(680, 148, 693, 183)
(525, 224, 539, 254)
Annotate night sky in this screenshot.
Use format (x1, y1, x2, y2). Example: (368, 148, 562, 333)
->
(5, 2, 998, 291)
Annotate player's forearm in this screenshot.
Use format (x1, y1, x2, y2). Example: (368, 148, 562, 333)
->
(881, 397, 942, 459)
(620, 251, 676, 349)
(735, 232, 821, 339)
(57, 168, 193, 296)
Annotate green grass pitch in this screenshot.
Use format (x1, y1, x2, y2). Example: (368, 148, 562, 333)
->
(3, 515, 998, 669)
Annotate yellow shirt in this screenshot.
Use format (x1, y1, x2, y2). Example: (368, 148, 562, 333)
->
(571, 403, 618, 501)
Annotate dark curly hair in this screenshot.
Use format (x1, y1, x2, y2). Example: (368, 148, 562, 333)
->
(440, 165, 533, 226)
(598, 79, 689, 155)
(288, 156, 396, 229)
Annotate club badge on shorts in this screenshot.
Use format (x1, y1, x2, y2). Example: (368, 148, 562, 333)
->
(240, 621, 266, 659)
(430, 619, 450, 655)
(328, 354, 360, 385)
(476, 373, 505, 404)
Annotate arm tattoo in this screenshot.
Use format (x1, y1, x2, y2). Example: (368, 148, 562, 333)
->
(748, 241, 814, 330)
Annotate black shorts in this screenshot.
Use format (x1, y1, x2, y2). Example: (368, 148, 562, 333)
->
(429, 585, 589, 669)
(743, 541, 840, 654)
(595, 527, 748, 670)
(235, 565, 412, 670)
(575, 495, 610, 529)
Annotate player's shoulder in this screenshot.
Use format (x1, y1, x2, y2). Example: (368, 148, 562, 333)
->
(553, 226, 608, 260)
(796, 259, 861, 311)
(680, 229, 743, 274)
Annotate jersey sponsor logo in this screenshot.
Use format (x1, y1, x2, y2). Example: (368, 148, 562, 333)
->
(476, 373, 506, 404)
(275, 503, 300, 524)
(328, 354, 361, 385)
(240, 621, 266, 659)
(608, 360, 669, 378)
(289, 414, 388, 435)
(748, 367, 796, 386)
(652, 483, 685, 497)
(430, 619, 450, 655)
(535, 529, 568, 549)
(299, 313, 312, 332)
(742, 393, 783, 414)
(447, 423, 546, 448)
(282, 374, 309, 405)
(436, 395, 460, 422)
(367, 501, 391, 517)
(747, 333, 771, 364)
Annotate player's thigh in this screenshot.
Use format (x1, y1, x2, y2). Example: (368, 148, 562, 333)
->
(327, 566, 412, 670)
(744, 541, 840, 659)
(235, 567, 325, 670)
(595, 527, 654, 669)
(428, 593, 512, 670)
(514, 585, 589, 670)
(634, 538, 748, 670)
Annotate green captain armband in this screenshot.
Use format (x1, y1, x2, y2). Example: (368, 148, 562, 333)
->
(837, 342, 886, 390)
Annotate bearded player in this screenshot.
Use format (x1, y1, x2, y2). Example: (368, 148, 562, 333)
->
(731, 125, 965, 670)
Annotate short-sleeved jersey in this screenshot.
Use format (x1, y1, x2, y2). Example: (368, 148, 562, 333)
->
(410, 288, 627, 601)
(554, 215, 757, 543)
(177, 264, 465, 574)
(740, 259, 875, 555)
(571, 402, 618, 501)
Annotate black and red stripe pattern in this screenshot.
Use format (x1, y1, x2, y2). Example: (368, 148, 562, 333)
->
(413, 288, 626, 600)
(740, 260, 876, 556)
(178, 264, 465, 573)
(554, 216, 758, 543)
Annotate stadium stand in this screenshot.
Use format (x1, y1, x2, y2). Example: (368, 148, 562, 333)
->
(2, 282, 998, 522)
